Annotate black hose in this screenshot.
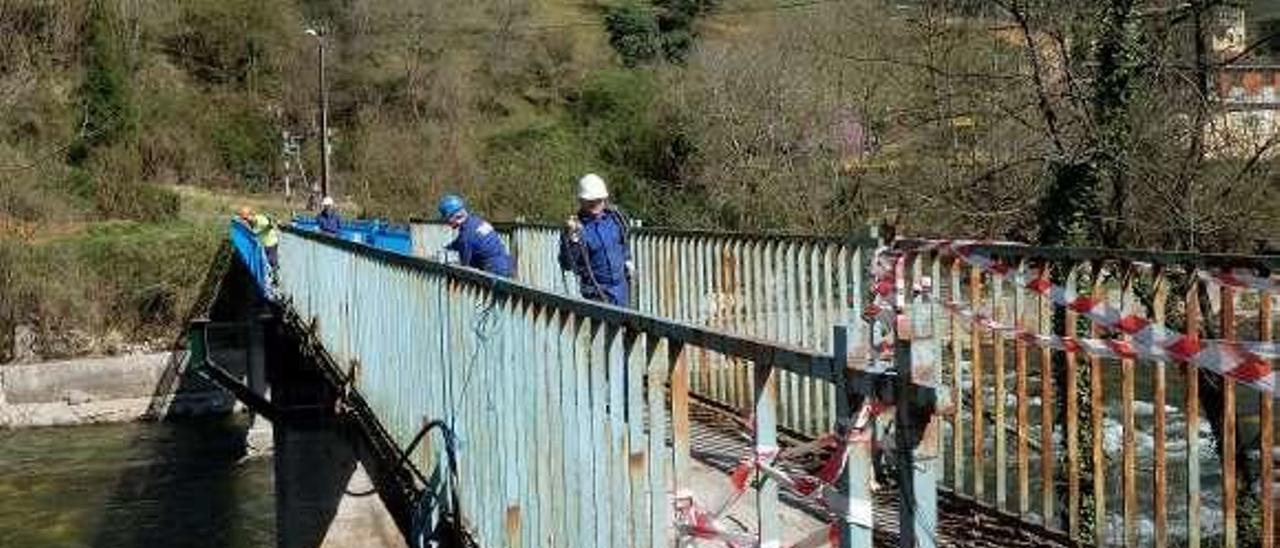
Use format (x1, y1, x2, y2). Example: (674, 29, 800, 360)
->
(408, 420, 473, 548)
(395, 418, 441, 487)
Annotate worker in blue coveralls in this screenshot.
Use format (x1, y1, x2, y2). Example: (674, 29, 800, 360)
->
(317, 196, 342, 234)
(558, 173, 633, 307)
(438, 194, 513, 277)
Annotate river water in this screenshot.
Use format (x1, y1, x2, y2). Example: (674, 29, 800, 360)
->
(0, 417, 274, 548)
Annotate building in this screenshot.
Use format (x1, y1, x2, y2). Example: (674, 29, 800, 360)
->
(1205, 6, 1280, 159)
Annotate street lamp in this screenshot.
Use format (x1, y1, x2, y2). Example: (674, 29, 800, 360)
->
(305, 27, 330, 202)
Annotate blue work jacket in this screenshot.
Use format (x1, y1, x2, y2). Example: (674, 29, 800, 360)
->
(448, 214, 513, 277)
(317, 208, 342, 234)
(558, 208, 630, 306)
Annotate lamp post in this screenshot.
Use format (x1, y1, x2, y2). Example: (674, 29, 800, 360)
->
(305, 28, 329, 202)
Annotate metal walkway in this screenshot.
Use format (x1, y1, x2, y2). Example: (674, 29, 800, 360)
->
(681, 402, 1070, 548)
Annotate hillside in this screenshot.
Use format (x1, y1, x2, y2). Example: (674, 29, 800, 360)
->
(4, 0, 1280, 361)
(0, 0, 623, 359)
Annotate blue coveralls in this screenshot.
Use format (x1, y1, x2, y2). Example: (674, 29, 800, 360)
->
(317, 208, 342, 234)
(558, 209, 630, 307)
(447, 214, 513, 277)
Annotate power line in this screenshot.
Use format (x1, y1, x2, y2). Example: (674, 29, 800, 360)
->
(0, 106, 127, 174)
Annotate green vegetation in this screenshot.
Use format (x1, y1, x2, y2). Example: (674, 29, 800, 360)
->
(69, 0, 136, 165)
(3, 0, 1280, 369)
(605, 4, 663, 67)
(0, 220, 222, 361)
(604, 0, 718, 66)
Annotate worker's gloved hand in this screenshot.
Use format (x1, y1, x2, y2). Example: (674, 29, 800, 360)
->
(565, 217, 582, 243)
(625, 260, 635, 280)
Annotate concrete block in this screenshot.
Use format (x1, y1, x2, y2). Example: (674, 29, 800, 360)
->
(1, 353, 176, 404)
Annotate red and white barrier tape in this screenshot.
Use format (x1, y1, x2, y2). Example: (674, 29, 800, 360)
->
(861, 246, 901, 362)
(944, 300, 1280, 362)
(906, 238, 1279, 296)
(874, 240, 1279, 395)
(898, 240, 1280, 398)
(1197, 268, 1280, 294)
(674, 402, 890, 547)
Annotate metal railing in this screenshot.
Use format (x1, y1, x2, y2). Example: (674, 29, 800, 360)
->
(403, 220, 882, 437)
(251, 214, 1279, 546)
(274, 225, 926, 548)
(892, 238, 1280, 547)
(293, 216, 415, 255)
(409, 221, 455, 259)
(627, 227, 879, 438)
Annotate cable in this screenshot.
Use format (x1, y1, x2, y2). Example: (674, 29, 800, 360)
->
(0, 104, 128, 173)
(453, 280, 502, 409)
(575, 239, 610, 302)
(407, 420, 477, 548)
(567, 207, 631, 306)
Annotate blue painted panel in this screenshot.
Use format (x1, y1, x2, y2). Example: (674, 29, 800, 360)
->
(228, 219, 272, 299)
(292, 215, 414, 256)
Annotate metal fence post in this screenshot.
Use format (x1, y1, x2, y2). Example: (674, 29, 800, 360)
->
(834, 324, 874, 548)
(894, 275, 939, 548)
(754, 356, 780, 546)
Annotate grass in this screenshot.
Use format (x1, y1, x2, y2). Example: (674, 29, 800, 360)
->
(2, 219, 220, 358)
(0, 185, 293, 362)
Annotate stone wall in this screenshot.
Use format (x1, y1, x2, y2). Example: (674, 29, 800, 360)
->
(0, 352, 239, 427)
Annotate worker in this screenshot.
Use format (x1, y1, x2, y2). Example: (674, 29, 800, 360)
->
(238, 207, 280, 269)
(558, 173, 633, 307)
(438, 194, 513, 277)
(317, 196, 342, 235)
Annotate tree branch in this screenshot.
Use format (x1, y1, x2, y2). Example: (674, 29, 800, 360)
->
(990, 0, 1069, 156)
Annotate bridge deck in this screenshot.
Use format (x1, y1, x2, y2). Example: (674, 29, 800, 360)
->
(682, 403, 1072, 547)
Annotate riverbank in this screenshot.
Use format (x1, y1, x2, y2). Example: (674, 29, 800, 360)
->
(0, 352, 237, 428)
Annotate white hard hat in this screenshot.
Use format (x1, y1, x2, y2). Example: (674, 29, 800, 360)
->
(577, 173, 609, 201)
(321, 196, 334, 207)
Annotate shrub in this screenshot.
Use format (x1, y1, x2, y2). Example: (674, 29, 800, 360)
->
(94, 179, 181, 223)
(69, 0, 135, 165)
(1, 220, 223, 360)
(604, 4, 662, 67)
(572, 70, 691, 186)
(481, 123, 591, 221)
(162, 0, 292, 87)
(211, 105, 278, 191)
(604, 0, 716, 66)
(0, 167, 91, 223)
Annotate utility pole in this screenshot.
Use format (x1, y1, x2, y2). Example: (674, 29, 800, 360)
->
(282, 131, 291, 200)
(306, 27, 330, 202)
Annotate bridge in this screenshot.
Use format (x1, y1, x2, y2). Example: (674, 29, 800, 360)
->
(202, 215, 1279, 547)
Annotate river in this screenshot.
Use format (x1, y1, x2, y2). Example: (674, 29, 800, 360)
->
(0, 417, 273, 548)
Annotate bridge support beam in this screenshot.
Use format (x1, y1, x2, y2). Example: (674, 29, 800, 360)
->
(187, 318, 282, 423)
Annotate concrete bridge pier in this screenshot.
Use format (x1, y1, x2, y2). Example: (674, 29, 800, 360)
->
(261, 313, 408, 548)
(245, 308, 274, 457)
(273, 417, 405, 548)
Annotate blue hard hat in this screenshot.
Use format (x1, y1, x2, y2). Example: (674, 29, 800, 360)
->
(438, 194, 465, 219)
